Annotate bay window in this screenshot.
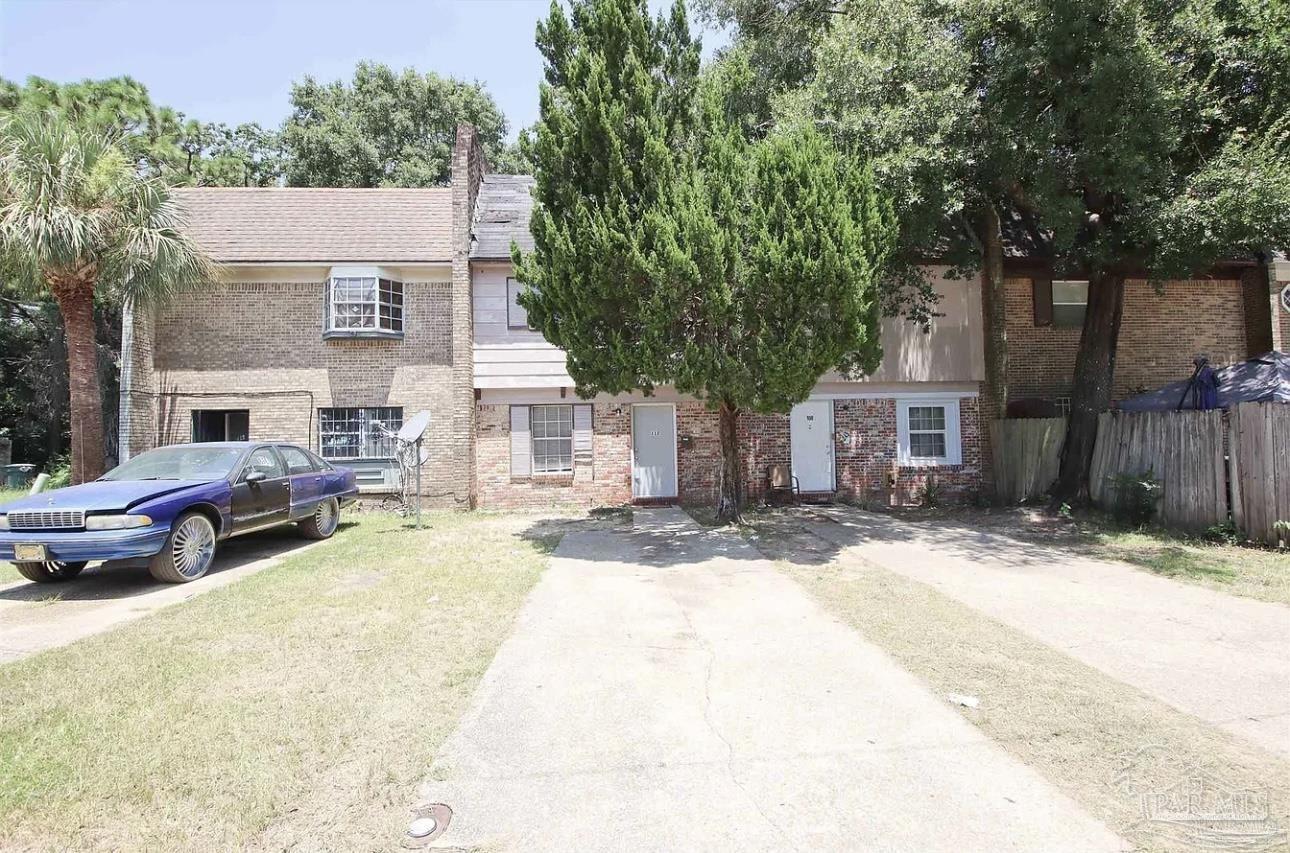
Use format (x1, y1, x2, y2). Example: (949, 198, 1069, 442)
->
(324, 267, 403, 338)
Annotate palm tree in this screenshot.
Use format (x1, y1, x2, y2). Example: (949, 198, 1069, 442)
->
(0, 111, 215, 483)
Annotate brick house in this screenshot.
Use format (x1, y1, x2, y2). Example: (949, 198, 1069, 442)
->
(120, 125, 1290, 509)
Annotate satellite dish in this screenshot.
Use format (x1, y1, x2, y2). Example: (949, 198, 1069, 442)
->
(398, 410, 432, 443)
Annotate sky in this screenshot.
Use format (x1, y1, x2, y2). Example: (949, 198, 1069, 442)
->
(0, 0, 728, 140)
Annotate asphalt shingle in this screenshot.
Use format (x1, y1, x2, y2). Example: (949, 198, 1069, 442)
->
(470, 174, 536, 260)
(172, 187, 453, 264)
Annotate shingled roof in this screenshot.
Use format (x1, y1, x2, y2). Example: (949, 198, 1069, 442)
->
(173, 187, 453, 264)
(470, 174, 536, 260)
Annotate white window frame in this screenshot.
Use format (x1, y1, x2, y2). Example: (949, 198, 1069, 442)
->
(507, 277, 534, 330)
(325, 265, 404, 335)
(530, 404, 573, 474)
(896, 399, 962, 466)
(1051, 280, 1089, 329)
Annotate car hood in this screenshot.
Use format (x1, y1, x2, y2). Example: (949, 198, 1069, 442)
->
(0, 480, 219, 514)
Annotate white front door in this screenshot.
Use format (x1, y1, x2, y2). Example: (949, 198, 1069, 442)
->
(632, 404, 677, 498)
(791, 400, 835, 492)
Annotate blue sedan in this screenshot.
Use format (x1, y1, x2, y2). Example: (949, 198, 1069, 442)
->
(0, 442, 357, 584)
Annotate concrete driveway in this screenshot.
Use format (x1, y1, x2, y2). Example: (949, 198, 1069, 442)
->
(789, 507, 1290, 759)
(0, 526, 322, 663)
(417, 508, 1122, 852)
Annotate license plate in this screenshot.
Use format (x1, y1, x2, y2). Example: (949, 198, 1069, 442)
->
(13, 543, 49, 561)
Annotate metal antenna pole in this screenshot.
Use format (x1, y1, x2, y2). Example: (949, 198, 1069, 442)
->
(415, 437, 422, 529)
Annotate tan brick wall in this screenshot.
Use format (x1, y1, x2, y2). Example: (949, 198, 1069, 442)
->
(145, 279, 467, 506)
(451, 124, 486, 507)
(476, 402, 632, 509)
(1005, 277, 1249, 403)
(477, 396, 984, 510)
(1273, 275, 1290, 353)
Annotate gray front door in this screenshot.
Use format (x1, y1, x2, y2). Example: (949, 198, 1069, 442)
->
(632, 404, 677, 499)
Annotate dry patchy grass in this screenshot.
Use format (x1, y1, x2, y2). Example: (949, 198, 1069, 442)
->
(753, 520, 1290, 853)
(0, 510, 558, 852)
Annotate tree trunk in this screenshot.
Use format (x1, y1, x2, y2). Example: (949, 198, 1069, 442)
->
(977, 205, 1007, 498)
(1053, 272, 1126, 502)
(50, 278, 105, 484)
(716, 400, 743, 523)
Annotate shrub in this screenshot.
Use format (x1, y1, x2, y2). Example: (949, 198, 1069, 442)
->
(1203, 520, 1242, 545)
(43, 455, 71, 489)
(1108, 471, 1163, 528)
(918, 474, 944, 508)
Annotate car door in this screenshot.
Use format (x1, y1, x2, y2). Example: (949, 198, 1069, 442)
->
(229, 446, 291, 532)
(277, 444, 322, 519)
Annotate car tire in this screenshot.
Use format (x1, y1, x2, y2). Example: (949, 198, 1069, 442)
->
(14, 560, 88, 583)
(148, 511, 218, 583)
(298, 497, 340, 540)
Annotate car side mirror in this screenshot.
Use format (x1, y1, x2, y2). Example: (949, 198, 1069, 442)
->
(245, 470, 268, 485)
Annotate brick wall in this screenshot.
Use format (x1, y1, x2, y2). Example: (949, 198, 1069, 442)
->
(1005, 277, 1250, 403)
(144, 279, 467, 506)
(1273, 273, 1290, 353)
(476, 402, 632, 509)
(476, 396, 983, 510)
(451, 124, 486, 507)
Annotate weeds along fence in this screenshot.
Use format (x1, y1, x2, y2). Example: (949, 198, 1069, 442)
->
(990, 418, 1066, 503)
(1229, 402, 1290, 546)
(1088, 409, 1228, 531)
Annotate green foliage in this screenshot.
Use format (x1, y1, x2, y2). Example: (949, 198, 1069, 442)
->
(0, 75, 283, 187)
(517, 0, 895, 414)
(1204, 520, 1242, 546)
(282, 62, 526, 187)
(1108, 471, 1163, 529)
(0, 112, 218, 305)
(43, 454, 71, 490)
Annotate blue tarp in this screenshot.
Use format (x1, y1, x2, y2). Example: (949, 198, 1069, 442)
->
(1117, 352, 1290, 412)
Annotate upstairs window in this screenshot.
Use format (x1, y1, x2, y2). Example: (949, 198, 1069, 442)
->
(319, 407, 403, 460)
(507, 277, 535, 330)
(1051, 280, 1088, 328)
(325, 275, 403, 337)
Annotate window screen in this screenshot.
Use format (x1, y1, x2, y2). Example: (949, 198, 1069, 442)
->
(531, 405, 573, 473)
(1052, 280, 1089, 328)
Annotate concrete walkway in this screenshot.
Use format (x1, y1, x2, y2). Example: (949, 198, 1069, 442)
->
(418, 508, 1122, 852)
(797, 507, 1290, 759)
(0, 527, 320, 663)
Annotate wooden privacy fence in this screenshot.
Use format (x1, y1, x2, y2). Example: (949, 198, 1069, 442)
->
(990, 418, 1065, 502)
(1229, 402, 1290, 546)
(1088, 409, 1228, 531)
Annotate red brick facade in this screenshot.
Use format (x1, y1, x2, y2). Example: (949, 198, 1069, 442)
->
(475, 395, 983, 510)
(1004, 276, 1252, 404)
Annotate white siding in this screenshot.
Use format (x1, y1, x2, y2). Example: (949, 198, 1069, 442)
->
(472, 262, 983, 390)
(473, 262, 574, 388)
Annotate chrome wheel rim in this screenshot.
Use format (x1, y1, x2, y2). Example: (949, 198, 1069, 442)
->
(315, 499, 338, 536)
(172, 517, 216, 578)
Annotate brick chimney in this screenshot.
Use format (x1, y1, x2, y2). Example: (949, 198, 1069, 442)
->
(449, 124, 487, 507)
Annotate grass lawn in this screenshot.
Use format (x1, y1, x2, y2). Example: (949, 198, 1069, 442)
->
(748, 518, 1290, 853)
(0, 510, 558, 851)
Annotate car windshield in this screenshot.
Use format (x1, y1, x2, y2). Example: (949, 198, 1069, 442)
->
(100, 446, 244, 482)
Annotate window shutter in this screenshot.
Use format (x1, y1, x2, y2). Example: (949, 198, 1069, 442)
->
(510, 406, 531, 477)
(323, 280, 331, 332)
(1032, 276, 1053, 326)
(573, 404, 593, 462)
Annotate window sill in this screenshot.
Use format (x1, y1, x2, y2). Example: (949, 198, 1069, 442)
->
(323, 329, 404, 341)
(898, 458, 960, 469)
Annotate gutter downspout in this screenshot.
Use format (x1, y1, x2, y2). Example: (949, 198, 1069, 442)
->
(118, 298, 134, 464)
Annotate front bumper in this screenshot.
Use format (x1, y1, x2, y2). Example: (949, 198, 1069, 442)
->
(0, 526, 171, 563)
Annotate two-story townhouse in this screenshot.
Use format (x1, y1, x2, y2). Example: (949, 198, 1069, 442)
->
(468, 171, 989, 509)
(121, 124, 1290, 508)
